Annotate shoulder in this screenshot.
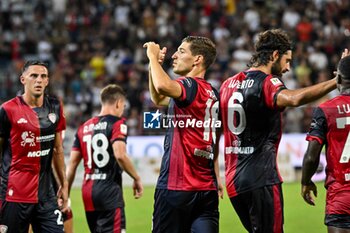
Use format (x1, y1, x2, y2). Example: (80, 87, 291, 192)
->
(45, 95, 61, 106)
(1, 97, 21, 111)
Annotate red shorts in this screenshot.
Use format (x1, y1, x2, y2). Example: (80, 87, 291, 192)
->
(326, 184, 350, 215)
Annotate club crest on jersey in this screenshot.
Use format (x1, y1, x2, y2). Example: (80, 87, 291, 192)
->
(270, 77, 283, 86)
(0, 225, 8, 233)
(48, 113, 57, 123)
(21, 131, 36, 147)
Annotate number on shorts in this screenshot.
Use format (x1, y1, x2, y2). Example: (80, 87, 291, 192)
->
(54, 209, 64, 225)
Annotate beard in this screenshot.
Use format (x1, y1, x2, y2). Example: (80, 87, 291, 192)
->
(271, 58, 283, 76)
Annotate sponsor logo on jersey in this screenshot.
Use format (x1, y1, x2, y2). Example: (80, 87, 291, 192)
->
(270, 77, 283, 86)
(143, 110, 162, 129)
(17, 118, 28, 124)
(21, 131, 36, 147)
(48, 113, 57, 123)
(27, 148, 51, 157)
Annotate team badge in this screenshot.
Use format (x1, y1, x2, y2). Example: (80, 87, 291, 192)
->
(48, 113, 57, 123)
(0, 225, 8, 233)
(120, 124, 128, 134)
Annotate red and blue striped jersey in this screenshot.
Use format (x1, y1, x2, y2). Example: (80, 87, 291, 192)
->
(156, 77, 219, 191)
(0, 96, 66, 203)
(72, 115, 127, 211)
(220, 70, 286, 197)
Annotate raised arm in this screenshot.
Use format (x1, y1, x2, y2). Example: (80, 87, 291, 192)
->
(144, 42, 182, 99)
(148, 47, 170, 106)
(277, 48, 350, 107)
(112, 141, 143, 199)
(276, 78, 336, 107)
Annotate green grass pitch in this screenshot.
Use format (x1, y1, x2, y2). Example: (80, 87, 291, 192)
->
(70, 182, 326, 233)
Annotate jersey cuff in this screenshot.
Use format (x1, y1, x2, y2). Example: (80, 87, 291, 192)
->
(306, 135, 323, 145)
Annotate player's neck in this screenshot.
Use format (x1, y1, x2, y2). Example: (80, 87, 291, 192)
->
(22, 93, 44, 108)
(248, 65, 271, 75)
(184, 67, 206, 79)
(99, 107, 120, 117)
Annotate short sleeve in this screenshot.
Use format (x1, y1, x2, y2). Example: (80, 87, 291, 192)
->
(56, 101, 66, 132)
(71, 132, 81, 151)
(263, 75, 287, 110)
(306, 107, 327, 145)
(174, 77, 198, 108)
(111, 119, 127, 143)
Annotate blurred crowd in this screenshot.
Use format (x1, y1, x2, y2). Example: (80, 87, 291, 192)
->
(1, 0, 350, 135)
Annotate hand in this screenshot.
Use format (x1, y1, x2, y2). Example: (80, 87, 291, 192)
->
(158, 47, 167, 65)
(301, 181, 317, 206)
(57, 184, 69, 213)
(143, 42, 161, 61)
(341, 48, 350, 59)
(217, 180, 224, 199)
(133, 179, 143, 199)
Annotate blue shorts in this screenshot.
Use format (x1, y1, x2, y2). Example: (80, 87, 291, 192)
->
(325, 214, 350, 229)
(230, 184, 284, 233)
(0, 198, 64, 233)
(152, 189, 219, 233)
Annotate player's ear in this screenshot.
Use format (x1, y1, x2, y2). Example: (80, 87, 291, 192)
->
(20, 75, 25, 84)
(272, 50, 279, 62)
(193, 55, 203, 67)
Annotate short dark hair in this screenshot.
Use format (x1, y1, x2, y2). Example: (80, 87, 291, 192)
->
(182, 36, 217, 70)
(22, 60, 49, 74)
(337, 56, 350, 81)
(248, 29, 292, 67)
(100, 84, 126, 104)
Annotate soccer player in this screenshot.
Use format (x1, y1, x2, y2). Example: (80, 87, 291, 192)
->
(66, 84, 143, 233)
(0, 60, 68, 233)
(144, 36, 222, 233)
(302, 55, 350, 233)
(219, 29, 348, 233)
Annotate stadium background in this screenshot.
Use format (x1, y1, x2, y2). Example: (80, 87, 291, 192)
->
(1, 0, 349, 232)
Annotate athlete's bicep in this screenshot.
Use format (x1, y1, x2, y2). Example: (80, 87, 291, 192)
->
(68, 150, 82, 170)
(112, 140, 127, 160)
